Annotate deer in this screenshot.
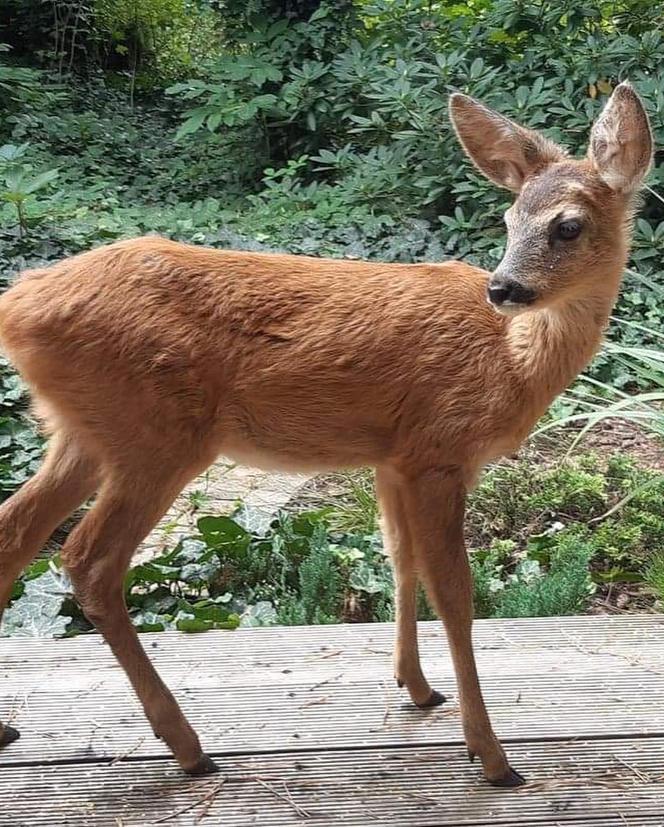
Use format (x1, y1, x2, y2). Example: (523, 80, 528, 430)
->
(0, 82, 653, 788)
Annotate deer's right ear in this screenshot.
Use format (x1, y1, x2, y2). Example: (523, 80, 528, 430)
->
(449, 94, 566, 192)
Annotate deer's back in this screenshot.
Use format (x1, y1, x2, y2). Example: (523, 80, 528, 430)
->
(0, 237, 517, 472)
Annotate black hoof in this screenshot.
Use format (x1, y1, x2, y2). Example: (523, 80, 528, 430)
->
(416, 689, 446, 709)
(0, 725, 20, 747)
(185, 753, 220, 777)
(395, 679, 404, 688)
(468, 749, 476, 764)
(489, 766, 527, 788)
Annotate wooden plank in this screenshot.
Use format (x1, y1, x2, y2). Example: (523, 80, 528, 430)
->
(2, 668, 664, 767)
(2, 616, 663, 693)
(2, 614, 663, 668)
(3, 640, 663, 696)
(2, 737, 664, 826)
(2, 616, 664, 767)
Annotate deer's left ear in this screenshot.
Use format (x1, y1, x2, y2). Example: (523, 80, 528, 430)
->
(588, 82, 653, 192)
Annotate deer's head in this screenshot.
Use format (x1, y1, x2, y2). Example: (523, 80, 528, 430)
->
(449, 83, 653, 315)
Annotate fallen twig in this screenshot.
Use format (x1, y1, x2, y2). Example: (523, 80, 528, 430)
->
(382, 681, 391, 727)
(155, 780, 226, 824)
(299, 695, 330, 710)
(319, 649, 343, 660)
(516, 773, 629, 793)
(255, 778, 311, 818)
(613, 756, 653, 784)
(194, 782, 226, 824)
(308, 673, 343, 692)
(110, 736, 146, 765)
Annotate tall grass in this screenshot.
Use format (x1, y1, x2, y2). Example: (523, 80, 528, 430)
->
(540, 307, 664, 445)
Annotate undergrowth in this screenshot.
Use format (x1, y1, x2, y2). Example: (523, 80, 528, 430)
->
(4, 452, 663, 637)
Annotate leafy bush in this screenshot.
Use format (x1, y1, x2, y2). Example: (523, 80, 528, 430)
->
(498, 533, 596, 618)
(1, 510, 392, 636)
(471, 531, 596, 619)
(646, 553, 664, 607)
(0, 357, 43, 501)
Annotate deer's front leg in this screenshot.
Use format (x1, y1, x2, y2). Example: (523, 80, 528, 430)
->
(376, 469, 444, 708)
(400, 467, 525, 787)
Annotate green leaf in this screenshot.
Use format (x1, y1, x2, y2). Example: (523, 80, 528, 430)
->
(22, 168, 59, 195)
(469, 57, 484, 79)
(197, 515, 250, 550)
(349, 560, 388, 595)
(175, 109, 208, 140)
(309, 6, 329, 21)
(1, 568, 71, 638)
(240, 601, 278, 627)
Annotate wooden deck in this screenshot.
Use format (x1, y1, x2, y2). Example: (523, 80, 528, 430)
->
(2, 615, 664, 826)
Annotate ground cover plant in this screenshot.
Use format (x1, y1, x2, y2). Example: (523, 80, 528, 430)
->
(4, 449, 664, 637)
(1, 0, 664, 635)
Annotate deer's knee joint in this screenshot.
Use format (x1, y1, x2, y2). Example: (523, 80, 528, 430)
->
(67, 563, 120, 622)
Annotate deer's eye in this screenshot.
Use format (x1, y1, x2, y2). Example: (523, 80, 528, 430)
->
(556, 219, 582, 241)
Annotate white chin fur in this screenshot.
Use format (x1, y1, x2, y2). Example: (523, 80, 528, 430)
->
(490, 301, 530, 317)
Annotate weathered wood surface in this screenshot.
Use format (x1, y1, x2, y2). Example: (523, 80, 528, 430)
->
(1, 615, 664, 825)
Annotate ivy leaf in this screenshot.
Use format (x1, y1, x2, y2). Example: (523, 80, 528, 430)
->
(349, 560, 388, 595)
(240, 601, 278, 627)
(1, 568, 71, 638)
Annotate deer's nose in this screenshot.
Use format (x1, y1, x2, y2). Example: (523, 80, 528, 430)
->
(487, 278, 536, 307)
(487, 283, 511, 305)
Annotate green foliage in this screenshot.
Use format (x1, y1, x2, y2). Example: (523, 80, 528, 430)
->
(646, 553, 664, 606)
(543, 336, 664, 442)
(0, 44, 62, 116)
(2, 565, 72, 637)
(0, 1, 221, 89)
(4, 451, 664, 637)
(490, 533, 596, 619)
(468, 453, 664, 578)
(470, 531, 596, 619)
(2, 1, 664, 637)
(94, 0, 223, 90)
(0, 143, 59, 236)
(0, 357, 43, 501)
(325, 472, 379, 535)
(1, 509, 392, 636)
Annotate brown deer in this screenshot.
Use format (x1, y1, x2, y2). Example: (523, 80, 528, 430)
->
(0, 83, 653, 787)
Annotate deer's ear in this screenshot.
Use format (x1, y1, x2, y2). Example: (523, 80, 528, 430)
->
(449, 94, 566, 192)
(588, 82, 653, 193)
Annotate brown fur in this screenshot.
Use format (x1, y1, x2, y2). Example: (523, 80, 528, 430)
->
(0, 83, 653, 785)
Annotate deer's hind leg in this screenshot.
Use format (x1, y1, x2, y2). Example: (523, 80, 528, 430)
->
(375, 468, 445, 709)
(400, 467, 524, 787)
(0, 429, 99, 748)
(60, 451, 219, 775)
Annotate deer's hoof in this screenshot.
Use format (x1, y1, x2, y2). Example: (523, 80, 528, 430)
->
(489, 766, 526, 788)
(415, 689, 446, 709)
(185, 753, 220, 776)
(0, 725, 20, 747)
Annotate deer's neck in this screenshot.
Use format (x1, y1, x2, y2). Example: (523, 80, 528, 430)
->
(507, 274, 623, 418)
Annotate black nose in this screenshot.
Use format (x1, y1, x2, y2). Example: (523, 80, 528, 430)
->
(487, 279, 536, 306)
(488, 284, 511, 305)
